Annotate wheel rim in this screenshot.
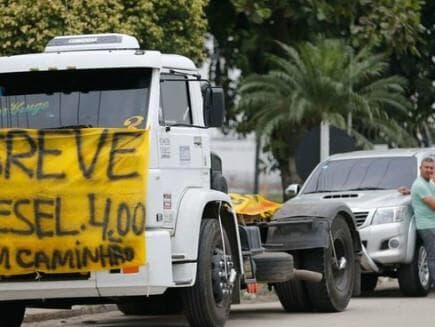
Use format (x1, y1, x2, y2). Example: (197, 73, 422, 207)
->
(417, 245, 430, 288)
(211, 241, 233, 307)
(331, 236, 351, 292)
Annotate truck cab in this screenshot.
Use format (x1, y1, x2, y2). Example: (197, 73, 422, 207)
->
(0, 33, 243, 327)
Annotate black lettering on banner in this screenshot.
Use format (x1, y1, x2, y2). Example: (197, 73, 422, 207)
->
(5, 130, 37, 178)
(88, 193, 110, 241)
(12, 244, 136, 272)
(0, 247, 10, 269)
(16, 249, 33, 268)
(11, 199, 35, 235)
(36, 130, 66, 180)
(107, 132, 141, 180)
(0, 199, 12, 216)
(51, 249, 74, 269)
(117, 202, 131, 236)
(123, 246, 135, 261)
(34, 198, 54, 239)
(75, 129, 109, 179)
(132, 202, 146, 235)
(74, 247, 83, 269)
(82, 246, 101, 267)
(34, 251, 51, 270)
(54, 197, 79, 236)
(0, 199, 12, 234)
(98, 244, 110, 267)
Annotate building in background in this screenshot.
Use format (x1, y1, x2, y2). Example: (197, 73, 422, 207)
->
(210, 130, 282, 195)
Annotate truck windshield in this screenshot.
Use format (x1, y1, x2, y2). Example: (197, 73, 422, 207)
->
(0, 68, 151, 129)
(302, 156, 417, 194)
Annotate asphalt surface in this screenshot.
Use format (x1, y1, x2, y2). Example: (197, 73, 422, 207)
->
(23, 280, 435, 327)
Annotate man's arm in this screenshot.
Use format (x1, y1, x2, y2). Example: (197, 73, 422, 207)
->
(422, 196, 435, 210)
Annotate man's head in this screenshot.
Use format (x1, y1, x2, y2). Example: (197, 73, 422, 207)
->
(420, 157, 434, 181)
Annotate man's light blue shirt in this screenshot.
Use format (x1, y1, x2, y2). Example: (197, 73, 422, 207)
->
(411, 177, 435, 230)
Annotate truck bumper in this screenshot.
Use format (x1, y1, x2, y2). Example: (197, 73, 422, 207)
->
(0, 230, 173, 301)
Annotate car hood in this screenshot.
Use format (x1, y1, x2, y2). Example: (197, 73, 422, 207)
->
(293, 190, 410, 210)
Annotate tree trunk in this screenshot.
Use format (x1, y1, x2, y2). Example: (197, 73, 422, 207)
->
(270, 126, 305, 201)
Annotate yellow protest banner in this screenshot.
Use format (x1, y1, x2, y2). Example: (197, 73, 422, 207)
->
(0, 128, 149, 275)
(229, 193, 282, 222)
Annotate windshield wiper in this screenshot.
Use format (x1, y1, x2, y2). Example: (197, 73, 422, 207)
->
(165, 123, 207, 129)
(303, 190, 336, 194)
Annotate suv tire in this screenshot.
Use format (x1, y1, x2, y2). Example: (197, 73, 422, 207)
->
(398, 241, 430, 297)
(304, 215, 355, 312)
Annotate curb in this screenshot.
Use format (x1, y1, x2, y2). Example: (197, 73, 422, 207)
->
(23, 304, 117, 323)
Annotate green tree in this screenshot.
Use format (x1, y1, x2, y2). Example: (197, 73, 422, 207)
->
(237, 38, 414, 194)
(0, 0, 208, 63)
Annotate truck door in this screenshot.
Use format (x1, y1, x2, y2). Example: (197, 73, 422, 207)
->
(149, 73, 209, 230)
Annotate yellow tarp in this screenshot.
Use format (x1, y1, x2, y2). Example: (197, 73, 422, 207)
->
(229, 193, 282, 220)
(0, 128, 149, 275)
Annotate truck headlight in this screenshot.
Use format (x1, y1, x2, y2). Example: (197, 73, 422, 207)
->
(371, 206, 409, 225)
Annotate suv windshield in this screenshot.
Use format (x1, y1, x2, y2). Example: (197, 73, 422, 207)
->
(302, 156, 417, 194)
(0, 68, 151, 129)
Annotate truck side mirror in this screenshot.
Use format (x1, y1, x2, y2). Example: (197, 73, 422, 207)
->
(203, 86, 225, 127)
(285, 184, 301, 197)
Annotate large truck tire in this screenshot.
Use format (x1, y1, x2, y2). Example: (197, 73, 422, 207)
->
(0, 303, 25, 327)
(360, 274, 378, 293)
(398, 241, 431, 297)
(274, 254, 312, 312)
(181, 219, 234, 327)
(303, 215, 355, 312)
(117, 292, 182, 315)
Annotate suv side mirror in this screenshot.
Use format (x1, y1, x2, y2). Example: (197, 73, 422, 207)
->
(285, 184, 301, 197)
(203, 86, 225, 127)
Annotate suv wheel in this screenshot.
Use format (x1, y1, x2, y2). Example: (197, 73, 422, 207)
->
(398, 241, 430, 297)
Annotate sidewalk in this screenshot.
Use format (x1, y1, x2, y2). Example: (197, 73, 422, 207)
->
(24, 304, 117, 323)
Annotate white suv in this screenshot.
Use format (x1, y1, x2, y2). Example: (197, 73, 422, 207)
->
(288, 148, 433, 296)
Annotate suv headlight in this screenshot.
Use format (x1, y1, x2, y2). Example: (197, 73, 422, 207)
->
(371, 206, 410, 225)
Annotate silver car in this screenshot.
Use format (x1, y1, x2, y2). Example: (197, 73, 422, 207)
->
(287, 148, 433, 296)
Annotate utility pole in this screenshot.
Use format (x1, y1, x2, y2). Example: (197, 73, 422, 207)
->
(320, 121, 330, 161)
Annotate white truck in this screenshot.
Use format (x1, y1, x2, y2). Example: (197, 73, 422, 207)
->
(0, 34, 361, 327)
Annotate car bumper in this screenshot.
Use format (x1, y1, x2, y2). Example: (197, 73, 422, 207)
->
(359, 221, 409, 268)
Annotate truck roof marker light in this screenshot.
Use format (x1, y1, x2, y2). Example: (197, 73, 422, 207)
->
(122, 266, 139, 274)
(44, 33, 140, 53)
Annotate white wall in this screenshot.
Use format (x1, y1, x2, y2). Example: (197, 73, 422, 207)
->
(210, 130, 282, 194)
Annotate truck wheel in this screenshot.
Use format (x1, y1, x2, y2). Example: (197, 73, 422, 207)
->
(0, 303, 25, 327)
(181, 219, 234, 327)
(304, 215, 355, 312)
(361, 274, 378, 293)
(398, 241, 431, 297)
(274, 254, 312, 312)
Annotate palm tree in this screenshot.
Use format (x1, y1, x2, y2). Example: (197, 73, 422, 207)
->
(237, 38, 414, 195)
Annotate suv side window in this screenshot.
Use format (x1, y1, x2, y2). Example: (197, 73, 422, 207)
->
(160, 74, 192, 125)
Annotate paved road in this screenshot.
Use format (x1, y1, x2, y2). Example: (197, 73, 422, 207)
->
(23, 282, 435, 327)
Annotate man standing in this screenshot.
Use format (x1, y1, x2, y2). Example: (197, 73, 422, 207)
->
(411, 157, 435, 288)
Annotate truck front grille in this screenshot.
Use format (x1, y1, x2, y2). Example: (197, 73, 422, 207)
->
(353, 211, 369, 227)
